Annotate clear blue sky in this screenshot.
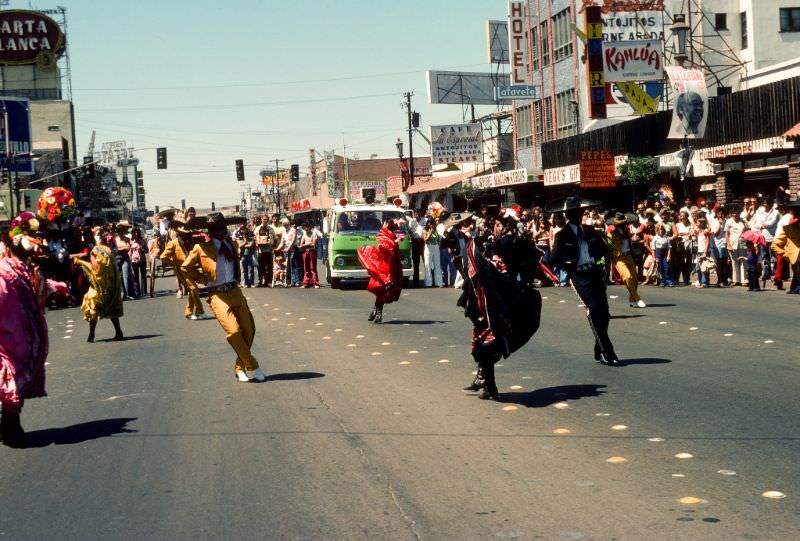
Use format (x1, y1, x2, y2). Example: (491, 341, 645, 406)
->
(16, 0, 509, 208)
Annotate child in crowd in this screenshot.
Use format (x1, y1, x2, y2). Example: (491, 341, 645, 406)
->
(651, 223, 673, 287)
(745, 240, 761, 291)
(272, 252, 287, 287)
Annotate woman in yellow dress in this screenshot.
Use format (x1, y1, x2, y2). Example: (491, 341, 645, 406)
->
(72, 245, 124, 342)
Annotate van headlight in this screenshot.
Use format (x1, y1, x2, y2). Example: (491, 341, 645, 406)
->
(335, 257, 346, 267)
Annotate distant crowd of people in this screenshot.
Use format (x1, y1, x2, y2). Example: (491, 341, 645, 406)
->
(405, 193, 799, 295)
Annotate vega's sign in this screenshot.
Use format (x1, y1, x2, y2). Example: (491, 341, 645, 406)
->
(0, 10, 65, 65)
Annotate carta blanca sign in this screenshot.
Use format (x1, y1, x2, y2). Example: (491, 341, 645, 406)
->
(495, 85, 540, 101)
(0, 97, 33, 174)
(0, 10, 65, 65)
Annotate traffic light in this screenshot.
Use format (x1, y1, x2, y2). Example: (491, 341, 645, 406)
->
(211, 202, 215, 211)
(290, 164, 299, 182)
(181, 199, 186, 209)
(155, 205, 160, 214)
(156, 147, 167, 169)
(235, 159, 245, 181)
(412, 112, 420, 128)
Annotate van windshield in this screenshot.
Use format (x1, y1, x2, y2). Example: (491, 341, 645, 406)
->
(335, 210, 406, 235)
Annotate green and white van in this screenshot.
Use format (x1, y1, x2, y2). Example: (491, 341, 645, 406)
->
(322, 199, 412, 289)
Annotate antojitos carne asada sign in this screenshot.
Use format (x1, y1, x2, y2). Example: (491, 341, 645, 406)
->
(0, 11, 65, 65)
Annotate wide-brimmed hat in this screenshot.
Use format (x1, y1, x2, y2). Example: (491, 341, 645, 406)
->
(156, 207, 180, 219)
(442, 211, 474, 228)
(188, 212, 248, 230)
(605, 212, 639, 225)
(545, 196, 600, 214)
(116, 220, 131, 231)
(644, 208, 657, 217)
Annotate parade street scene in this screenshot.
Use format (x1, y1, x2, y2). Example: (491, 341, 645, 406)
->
(1, 1, 799, 540)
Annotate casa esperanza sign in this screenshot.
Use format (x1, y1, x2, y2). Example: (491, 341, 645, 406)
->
(0, 10, 65, 65)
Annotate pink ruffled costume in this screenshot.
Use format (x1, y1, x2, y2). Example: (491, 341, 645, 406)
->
(0, 257, 48, 413)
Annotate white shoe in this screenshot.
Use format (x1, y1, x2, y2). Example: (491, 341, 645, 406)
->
(235, 369, 251, 382)
(189, 314, 200, 320)
(636, 300, 647, 308)
(250, 368, 267, 382)
(176, 291, 183, 299)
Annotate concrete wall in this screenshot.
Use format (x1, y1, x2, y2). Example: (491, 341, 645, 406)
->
(30, 100, 74, 160)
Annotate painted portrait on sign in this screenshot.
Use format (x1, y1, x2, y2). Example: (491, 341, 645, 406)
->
(666, 67, 708, 139)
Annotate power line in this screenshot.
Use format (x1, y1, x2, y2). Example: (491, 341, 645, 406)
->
(71, 64, 485, 92)
(80, 91, 403, 113)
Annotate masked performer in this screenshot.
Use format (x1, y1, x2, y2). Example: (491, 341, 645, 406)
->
(459, 209, 543, 400)
(1, 213, 66, 447)
(161, 221, 206, 320)
(550, 197, 619, 366)
(73, 245, 125, 343)
(182, 214, 266, 383)
(357, 219, 404, 325)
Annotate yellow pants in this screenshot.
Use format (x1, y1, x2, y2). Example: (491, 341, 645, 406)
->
(208, 287, 259, 373)
(176, 270, 204, 317)
(614, 255, 641, 303)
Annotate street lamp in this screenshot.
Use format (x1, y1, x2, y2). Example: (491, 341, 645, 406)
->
(671, 14, 690, 66)
(396, 138, 404, 159)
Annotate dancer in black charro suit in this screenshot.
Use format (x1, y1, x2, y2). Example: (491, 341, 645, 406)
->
(458, 209, 543, 400)
(549, 197, 619, 366)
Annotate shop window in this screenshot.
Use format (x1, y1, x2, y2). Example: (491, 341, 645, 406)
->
(780, 8, 800, 32)
(714, 13, 728, 30)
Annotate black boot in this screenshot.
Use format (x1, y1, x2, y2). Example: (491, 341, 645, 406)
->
(1, 408, 25, 448)
(112, 318, 124, 341)
(463, 367, 484, 391)
(477, 359, 499, 400)
(368, 306, 377, 322)
(594, 341, 602, 361)
(373, 306, 383, 324)
(602, 347, 620, 366)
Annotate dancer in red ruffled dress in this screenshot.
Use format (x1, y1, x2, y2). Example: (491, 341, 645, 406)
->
(357, 220, 404, 324)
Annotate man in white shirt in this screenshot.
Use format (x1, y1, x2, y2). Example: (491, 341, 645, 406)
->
(182, 214, 266, 383)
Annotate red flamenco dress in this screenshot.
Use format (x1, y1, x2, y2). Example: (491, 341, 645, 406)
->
(357, 226, 403, 324)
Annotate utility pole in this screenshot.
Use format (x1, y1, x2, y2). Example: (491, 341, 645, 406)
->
(404, 92, 415, 188)
(1, 104, 13, 217)
(273, 158, 284, 212)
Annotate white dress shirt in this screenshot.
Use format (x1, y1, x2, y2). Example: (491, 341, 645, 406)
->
(210, 238, 236, 286)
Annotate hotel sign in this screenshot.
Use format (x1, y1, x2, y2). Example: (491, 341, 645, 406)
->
(0, 10, 65, 65)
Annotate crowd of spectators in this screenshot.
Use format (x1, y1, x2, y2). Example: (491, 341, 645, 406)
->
(406, 193, 798, 294)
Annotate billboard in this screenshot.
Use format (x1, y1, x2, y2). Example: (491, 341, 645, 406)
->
(430, 123, 482, 165)
(603, 39, 663, 82)
(0, 96, 33, 174)
(486, 20, 509, 64)
(666, 67, 708, 139)
(0, 10, 65, 65)
(507, 2, 529, 84)
(347, 179, 386, 202)
(465, 168, 527, 189)
(427, 70, 510, 105)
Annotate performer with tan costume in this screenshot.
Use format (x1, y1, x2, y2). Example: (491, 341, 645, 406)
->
(182, 213, 266, 382)
(607, 212, 646, 308)
(160, 220, 207, 320)
(771, 198, 800, 295)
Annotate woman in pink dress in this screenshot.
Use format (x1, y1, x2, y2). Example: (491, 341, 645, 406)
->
(0, 213, 51, 448)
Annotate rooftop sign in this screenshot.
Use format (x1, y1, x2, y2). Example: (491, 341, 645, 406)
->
(0, 10, 65, 65)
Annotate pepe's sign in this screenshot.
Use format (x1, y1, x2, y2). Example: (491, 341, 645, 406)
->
(0, 11, 65, 65)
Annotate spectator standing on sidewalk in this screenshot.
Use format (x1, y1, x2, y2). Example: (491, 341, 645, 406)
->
(299, 221, 321, 288)
(408, 209, 426, 288)
(147, 231, 160, 296)
(255, 215, 274, 287)
(235, 223, 256, 288)
(710, 207, 730, 286)
(725, 211, 747, 286)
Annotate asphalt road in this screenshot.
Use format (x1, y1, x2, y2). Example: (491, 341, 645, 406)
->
(1, 278, 798, 541)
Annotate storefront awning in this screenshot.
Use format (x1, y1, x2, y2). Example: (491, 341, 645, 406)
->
(784, 122, 800, 140)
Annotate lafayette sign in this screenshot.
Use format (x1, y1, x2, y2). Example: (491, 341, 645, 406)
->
(603, 40, 662, 82)
(0, 10, 64, 65)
